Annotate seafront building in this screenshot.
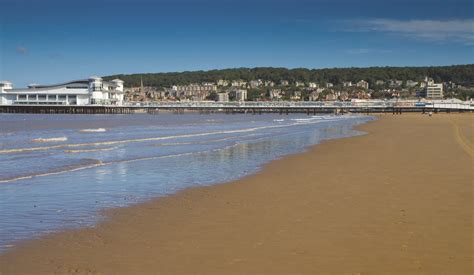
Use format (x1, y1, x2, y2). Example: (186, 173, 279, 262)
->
(233, 89, 248, 101)
(217, 92, 229, 102)
(424, 77, 444, 99)
(0, 77, 124, 105)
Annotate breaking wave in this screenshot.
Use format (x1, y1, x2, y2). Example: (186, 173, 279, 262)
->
(32, 137, 68, 143)
(79, 128, 107, 133)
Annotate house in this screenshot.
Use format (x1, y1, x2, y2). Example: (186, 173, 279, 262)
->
(217, 79, 229, 86)
(231, 80, 247, 87)
(264, 81, 275, 87)
(269, 89, 283, 100)
(406, 80, 419, 88)
(389, 80, 403, 87)
(325, 92, 337, 101)
(356, 80, 369, 90)
(295, 81, 305, 87)
(232, 89, 247, 101)
(217, 92, 229, 102)
(249, 79, 263, 88)
(290, 91, 302, 101)
(342, 81, 353, 87)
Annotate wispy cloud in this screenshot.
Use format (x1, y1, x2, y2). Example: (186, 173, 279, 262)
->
(48, 53, 63, 60)
(16, 46, 28, 55)
(342, 19, 474, 44)
(345, 48, 393, 55)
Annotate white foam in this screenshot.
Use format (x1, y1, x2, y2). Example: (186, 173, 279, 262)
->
(64, 147, 117, 153)
(79, 128, 107, 133)
(32, 137, 68, 143)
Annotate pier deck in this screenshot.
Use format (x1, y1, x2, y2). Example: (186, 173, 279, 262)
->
(0, 101, 472, 115)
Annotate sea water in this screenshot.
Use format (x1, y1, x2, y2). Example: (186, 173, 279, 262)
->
(0, 113, 373, 251)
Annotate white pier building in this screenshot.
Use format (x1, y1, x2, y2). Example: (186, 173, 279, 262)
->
(0, 76, 124, 106)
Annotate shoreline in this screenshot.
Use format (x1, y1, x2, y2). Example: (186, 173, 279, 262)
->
(1, 114, 472, 274)
(0, 114, 373, 248)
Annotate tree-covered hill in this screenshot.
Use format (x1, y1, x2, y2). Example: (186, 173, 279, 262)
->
(104, 64, 474, 88)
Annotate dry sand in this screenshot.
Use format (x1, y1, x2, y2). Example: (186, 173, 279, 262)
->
(0, 114, 472, 274)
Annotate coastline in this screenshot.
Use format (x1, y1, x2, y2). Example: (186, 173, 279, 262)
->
(1, 113, 472, 274)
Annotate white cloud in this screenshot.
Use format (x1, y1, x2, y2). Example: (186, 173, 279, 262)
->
(344, 19, 474, 44)
(16, 46, 28, 55)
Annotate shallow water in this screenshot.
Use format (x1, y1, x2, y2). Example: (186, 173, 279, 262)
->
(0, 113, 373, 251)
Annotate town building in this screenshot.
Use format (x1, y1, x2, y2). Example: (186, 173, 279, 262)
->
(233, 89, 247, 101)
(295, 81, 305, 87)
(264, 81, 275, 87)
(325, 92, 337, 101)
(290, 91, 302, 101)
(325, 83, 334, 88)
(356, 80, 369, 90)
(389, 80, 403, 87)
(231, 80, 247, 87)
(217, 92, 229, 102)
(269, 89, 283, 100)
(375, 80, 385, 86)
(308, 82, 318, 88)
(172, 83, 217, 101)
(217, 79, 229, 86)
(309, 90, 322, 101)
(406, 80, 419, 88)
(249, 79, 263, 88)
(343, 81, 353, 87)
(424, 77, 444, 99)
(280, 80, 289, 86)
(0, 77, 124, 106)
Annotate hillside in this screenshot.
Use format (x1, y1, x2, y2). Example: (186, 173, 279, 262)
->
(104, 64, 474, 88)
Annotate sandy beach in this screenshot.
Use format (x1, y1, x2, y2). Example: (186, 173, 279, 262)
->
(0, 113, 472, 274)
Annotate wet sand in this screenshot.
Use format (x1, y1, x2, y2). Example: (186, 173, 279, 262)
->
(1, 114, 472, 274)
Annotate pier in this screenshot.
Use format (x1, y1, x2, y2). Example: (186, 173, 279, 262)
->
(0, 101, 472, 115)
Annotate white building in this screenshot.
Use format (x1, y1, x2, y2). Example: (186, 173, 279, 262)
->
(406, 80, 419, 88)
(231, 80, 247, 87)
(233, 89, 247, 101)
(295, 81, 305, 87)
(249, 79, 263, 88)
(264, 81, 275, 87)
(308, 82, 318, 88)
(424, 77, 444, 99)
(356, 80, 369, 90)
(0, 77, 124, 106)
(269, 89, 282, 100)
(217, 79, 229, 86)
(343, 81, 352, 87)
(217, 92, 229, 102)
(389, 79, 403, 87)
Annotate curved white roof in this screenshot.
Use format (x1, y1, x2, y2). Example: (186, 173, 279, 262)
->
(111, 79, 124, 83)
(89, 76, 102, 80)
(0, 81, 12, 85)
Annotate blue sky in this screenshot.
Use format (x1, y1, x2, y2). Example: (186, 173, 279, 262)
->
(1, 0, 473, 87)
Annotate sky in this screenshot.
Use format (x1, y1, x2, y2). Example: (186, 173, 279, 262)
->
(1, 0, 473, 87)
